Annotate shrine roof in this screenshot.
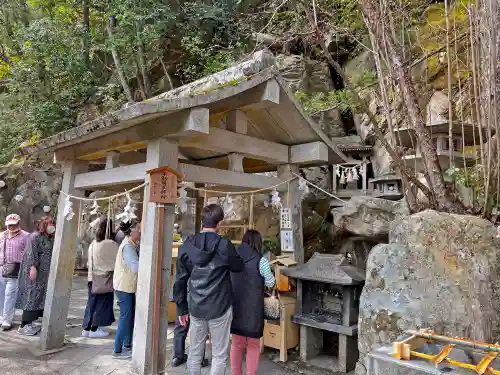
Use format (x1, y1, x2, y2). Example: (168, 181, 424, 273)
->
(19, 50, 347, 165)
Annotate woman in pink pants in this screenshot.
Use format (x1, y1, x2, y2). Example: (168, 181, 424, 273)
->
(230, 230, 276, 375)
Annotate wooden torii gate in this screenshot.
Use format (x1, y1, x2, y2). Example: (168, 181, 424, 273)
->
(22, 67, 347, 375)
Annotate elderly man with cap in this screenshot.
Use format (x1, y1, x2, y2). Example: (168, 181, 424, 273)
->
(0, 214, 30, 330)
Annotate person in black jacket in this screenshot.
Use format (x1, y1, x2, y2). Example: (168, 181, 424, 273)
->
(173, 204, 244, 375)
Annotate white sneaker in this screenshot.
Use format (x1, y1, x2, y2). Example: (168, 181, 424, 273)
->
(82, 330, 89, 337)
(89, 328, 109, 338)
(18, 324, 40, 336)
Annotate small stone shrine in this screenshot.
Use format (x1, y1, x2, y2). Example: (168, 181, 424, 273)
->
(282, 253, 365, 373)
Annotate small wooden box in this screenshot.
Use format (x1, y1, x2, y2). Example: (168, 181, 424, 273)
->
(261, 294, 299, 362)
(269, 256, 297, 292)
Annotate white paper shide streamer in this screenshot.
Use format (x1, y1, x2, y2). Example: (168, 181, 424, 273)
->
(89, 200, 99, 216)
(0, 180, 6, 188)
(63, 196, 74, 221)
(270, 189, 281, 210)
(223, 193, 234, 217)
(115, 193, 137, 223)
(178, 186, 188, 213)
(336, 164, 360, 184)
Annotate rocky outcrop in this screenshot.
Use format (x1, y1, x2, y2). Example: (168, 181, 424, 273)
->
(355, 210, 500, 375)
(276, 54, 345, 137)
(0, 155, 62, 232)
(332, 196, 409, 238)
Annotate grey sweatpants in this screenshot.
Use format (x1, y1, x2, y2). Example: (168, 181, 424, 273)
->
(187, 307, 232, 375)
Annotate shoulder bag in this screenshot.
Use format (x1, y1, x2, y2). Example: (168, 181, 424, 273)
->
(264, 288, 281, 320)
(91, 242, 114, 294)
(2, 233, 20, 279)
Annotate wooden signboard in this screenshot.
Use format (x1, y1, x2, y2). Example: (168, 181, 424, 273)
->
(147, 166, 183, 204)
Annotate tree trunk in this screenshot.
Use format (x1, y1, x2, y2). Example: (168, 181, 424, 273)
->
(83, 0, 90, 68)
(136, 27, 152, 98)
(106, 17, 134, 103)
(135, 59, 147, 100)
(359, 0, 465, 213)
(302, 4, 436, 210)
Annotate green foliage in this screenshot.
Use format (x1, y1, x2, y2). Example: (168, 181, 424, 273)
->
(263, 237, 280, 256)
(0, 0, 250, 164)
(295, 89, 357, 115)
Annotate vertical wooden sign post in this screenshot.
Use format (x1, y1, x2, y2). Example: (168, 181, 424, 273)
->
(146, 166, 183, 373)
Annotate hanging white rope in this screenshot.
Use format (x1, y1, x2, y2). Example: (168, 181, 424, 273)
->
(292, 172, 346, 203)
(60, 181, 148, 201)
(185, 177, 297, 195)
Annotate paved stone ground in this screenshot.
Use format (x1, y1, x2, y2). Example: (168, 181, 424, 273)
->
(0, 276, 302, 375)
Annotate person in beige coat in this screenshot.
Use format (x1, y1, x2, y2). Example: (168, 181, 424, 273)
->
(113, 219, 141, 359)
(82, 217, 119, 338)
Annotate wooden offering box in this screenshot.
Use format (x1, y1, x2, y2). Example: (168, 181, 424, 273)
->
(261, 293, 299, 362)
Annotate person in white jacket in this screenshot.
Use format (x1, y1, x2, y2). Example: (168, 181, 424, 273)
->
(82, 217, 119, 338)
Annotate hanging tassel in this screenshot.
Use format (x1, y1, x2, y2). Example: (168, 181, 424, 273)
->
(106, 199, 112, 239)
(271, 189, 281, 209)
(77, 200, 83, 238)
(178, 186, 188, 214)
(63, 195, 74, 221)
(346, 168, 354, 183)
(249, 194, 254, 229)
(340, 170, 346, 184)
(223, 193, 234, 217)
(90, 199, 99, 216)
(352, 166, 359, 180)
(335, 166, 340, 177)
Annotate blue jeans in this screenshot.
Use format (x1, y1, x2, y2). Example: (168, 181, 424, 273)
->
(114, 291, 135, 354)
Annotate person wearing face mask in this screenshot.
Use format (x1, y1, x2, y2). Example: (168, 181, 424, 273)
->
(16, 216, 56, 336)
(0, 213, 30, 331)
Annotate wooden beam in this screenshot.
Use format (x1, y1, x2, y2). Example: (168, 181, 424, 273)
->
(243, 79, 280, 111)
(74, 163, 146, 188)
(73, 162, 283, 190)
(290, 142, 329, 165)
(228, 153, 244, 172)
(56, 107, 209, 161)
(105, 151, 120, 169)
(226, 110, 248, 134)
(181, 127, 288, 164)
